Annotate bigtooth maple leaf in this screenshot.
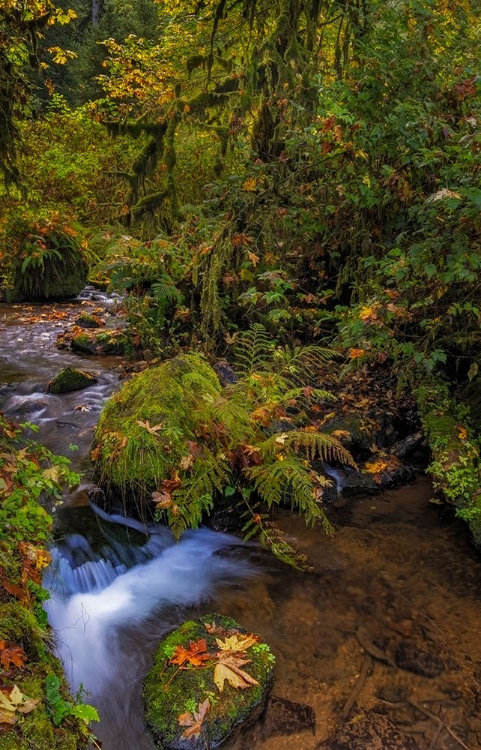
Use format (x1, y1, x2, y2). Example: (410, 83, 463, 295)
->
(178, 698, 210, 739)
(170, 639, 210, 668)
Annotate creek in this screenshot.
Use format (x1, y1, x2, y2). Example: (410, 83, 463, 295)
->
(1, 298, 481, 750)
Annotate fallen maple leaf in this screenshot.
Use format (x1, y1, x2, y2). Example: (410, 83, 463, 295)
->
(136, 420, 163, 436)
(178, 698, 210, 739)
(0, 641, 27, 671)
(170, 639, 210, 668)
(213, 652, 259, 692)
(215, 633, 260, 652)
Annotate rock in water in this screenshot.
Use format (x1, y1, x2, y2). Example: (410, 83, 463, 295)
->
(46, 367, 97, 394)
(144, 614, 275, 750)
(315, 709, 418, 750)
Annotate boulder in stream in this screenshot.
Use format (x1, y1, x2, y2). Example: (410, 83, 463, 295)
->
(144, 614, 275, 750)
(46, 367, 98, 394)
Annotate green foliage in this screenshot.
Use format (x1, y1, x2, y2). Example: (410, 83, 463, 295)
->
(415, 381, 481, 545)
(0, 416, 80, 545)
(45, 675, 99, 728)
(93, 334, 353, 567)
(0, 204, 89, 302)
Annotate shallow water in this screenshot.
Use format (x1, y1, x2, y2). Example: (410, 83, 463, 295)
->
(2, 301, 481, 750)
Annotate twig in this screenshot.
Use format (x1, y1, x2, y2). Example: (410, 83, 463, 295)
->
(341, 654, 372, 719)
(355, 626, 396, 667)
(408, 700, 472, 750)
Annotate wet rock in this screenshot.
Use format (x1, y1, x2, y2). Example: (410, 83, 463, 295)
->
(57, 327, 130, 355)
(263, 696, 316, 737)
(213, 360, 238, 385)
(315, 708, 419, 750)
(395, 640, 444, 678)
(340, 455, 415, 496)
(46, 367, 98, 394)
(144, 614, 275, 750)
(74, 313, 105, 329)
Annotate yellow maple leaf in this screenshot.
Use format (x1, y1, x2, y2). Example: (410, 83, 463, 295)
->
(242, 177, 257, 192)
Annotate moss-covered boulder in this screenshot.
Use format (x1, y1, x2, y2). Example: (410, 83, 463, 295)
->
(143, 614, 275, 750)
(56, 326, 130, 356)
(91, 353, 221, 504)
(0, 210, 88, 302)
(46, 368, 98, 394)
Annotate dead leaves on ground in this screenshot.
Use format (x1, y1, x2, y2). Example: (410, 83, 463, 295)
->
(0, 641, 26, 672)
(171, 623, 262, 738)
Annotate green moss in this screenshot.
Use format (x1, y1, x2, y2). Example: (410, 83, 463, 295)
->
(416, 382, 481, 545)
(92, 353, 221, 501)
(46, 367, 97, 394)
(143, 614, 275, 749)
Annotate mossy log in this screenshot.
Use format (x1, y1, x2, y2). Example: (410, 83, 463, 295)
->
(143, 614, 275, 750)
(416, 382, 481, 546)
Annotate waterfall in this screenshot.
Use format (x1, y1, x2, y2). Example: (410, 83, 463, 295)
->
(44, 515, 256, 750)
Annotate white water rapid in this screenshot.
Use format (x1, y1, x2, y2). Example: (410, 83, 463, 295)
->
(44, 515, 256, 750)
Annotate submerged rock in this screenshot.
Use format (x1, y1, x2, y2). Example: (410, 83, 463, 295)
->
(395, 640, 444, 678)
(46, 367, 97, 394)
(144, 614, 275, 750)
(315, 709, 418, 750)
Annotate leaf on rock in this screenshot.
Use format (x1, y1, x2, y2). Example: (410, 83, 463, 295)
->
(0, 641, 27, 671)
(215, 633, 260, 652)
(170, 639, 210, 668)
(178, 698, 210, 739)
(213, 652, 259, 692)
(136, 420, 163, 436)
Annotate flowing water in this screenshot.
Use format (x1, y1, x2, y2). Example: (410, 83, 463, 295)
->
(2, 299, 481, 750)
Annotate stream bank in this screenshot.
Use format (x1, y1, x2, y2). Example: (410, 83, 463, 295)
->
(1, 300, 481, 749)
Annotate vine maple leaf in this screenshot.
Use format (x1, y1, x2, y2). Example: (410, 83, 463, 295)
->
(170, 639, 210, 668)
(0, 641, 27, 671)
(178, 698, 210, 739)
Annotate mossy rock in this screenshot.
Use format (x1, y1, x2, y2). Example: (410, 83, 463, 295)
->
(56, 327, 131, 356)
(10, 246, 88, 303)
(74, 313, 105, 329)
(46, 367, 98, 394)
(91, 353, 221, 502)
(0, 603, 87, 750)
(144, 614, 275, 750)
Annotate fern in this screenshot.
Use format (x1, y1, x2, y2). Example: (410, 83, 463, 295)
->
(168, 453, 230, 538)
(241, 502, 314, 571)
(233, 324, 276, 377)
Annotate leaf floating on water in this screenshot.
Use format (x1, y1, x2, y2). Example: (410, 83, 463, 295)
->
(178, 698, 210, 739)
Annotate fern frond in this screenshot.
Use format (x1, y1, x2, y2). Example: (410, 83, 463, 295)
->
(246, 456, 329, 525)
(258, 429, 355, 467)
(275, 344, 337, 387)
(151, 276, 183, 305)
(233, 324, 276, 376)
(208, 392, 253, 436)
(168, 453, 231, 538)
(259, 521, 314, 571)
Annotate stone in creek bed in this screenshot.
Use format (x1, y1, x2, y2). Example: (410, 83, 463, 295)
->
(263, 696, 316, 737)
(315, 709, 418, 750)
(395, 639, 445, 677)
(46, 367, 98, 394)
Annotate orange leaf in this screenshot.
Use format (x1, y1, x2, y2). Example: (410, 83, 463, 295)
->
(178, 699, 210, 739)
(0, 641, 27, 671)
(170, 639, 210, 668)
